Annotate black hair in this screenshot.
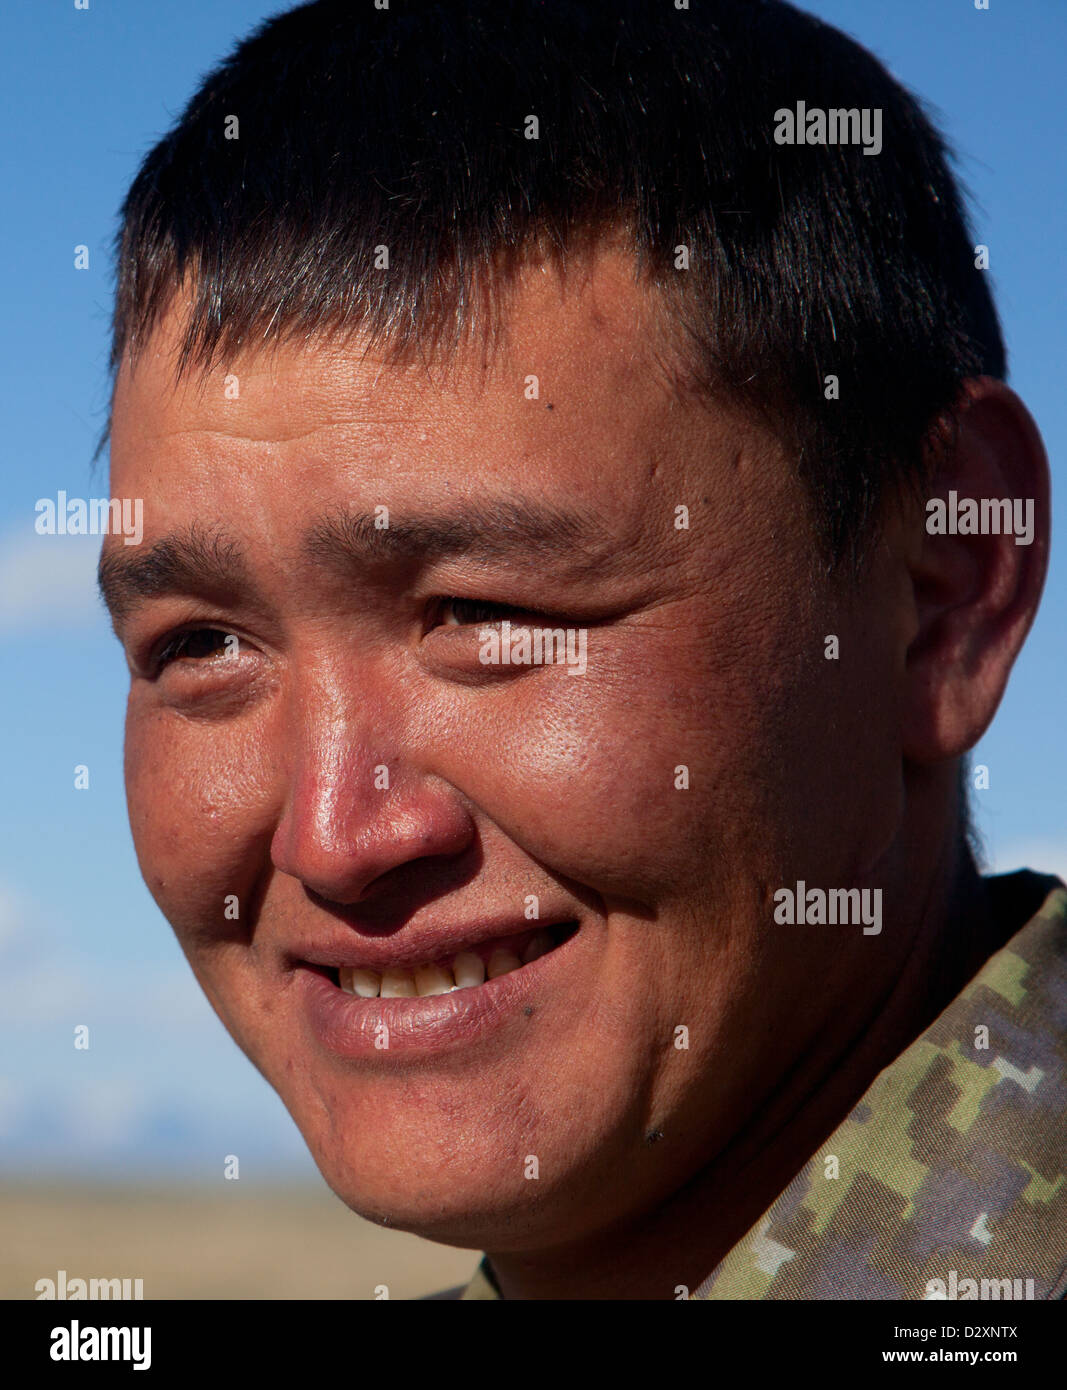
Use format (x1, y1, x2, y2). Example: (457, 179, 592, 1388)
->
(108, 0, 1004, 567)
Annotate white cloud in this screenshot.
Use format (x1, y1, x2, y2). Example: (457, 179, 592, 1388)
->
(0, 529, 106, 632)
(71, 1078, 147, 1150)
(0, 1078, 21, 1139)
(0, 876, 306, 1171)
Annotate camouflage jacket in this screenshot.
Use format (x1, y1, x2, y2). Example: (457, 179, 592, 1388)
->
(458, 871, 1067, 1300)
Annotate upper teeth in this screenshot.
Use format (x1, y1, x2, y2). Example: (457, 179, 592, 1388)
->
(339, 930, 554, 998)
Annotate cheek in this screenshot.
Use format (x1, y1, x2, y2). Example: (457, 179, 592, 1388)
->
(124, 694, 277, 931)
(424, 589, 856, 908)
(421, 625, 772, 899)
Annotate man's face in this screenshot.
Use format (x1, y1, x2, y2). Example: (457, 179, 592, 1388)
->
(106, 249, 906, 1250)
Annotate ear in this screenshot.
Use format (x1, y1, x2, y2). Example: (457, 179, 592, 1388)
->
(900, 378, 1050, 764)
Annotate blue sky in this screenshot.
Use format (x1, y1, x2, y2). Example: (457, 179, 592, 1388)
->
(1, 0, 1064, 1178)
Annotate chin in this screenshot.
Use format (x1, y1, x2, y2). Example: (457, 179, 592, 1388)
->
(286, 1104, 586, 1251)
(312, 1153, 549, 1250)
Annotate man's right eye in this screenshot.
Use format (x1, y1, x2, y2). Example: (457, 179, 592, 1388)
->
(154, 628, 240, 670)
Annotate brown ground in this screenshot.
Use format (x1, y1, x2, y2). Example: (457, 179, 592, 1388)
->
(0, 1181, 480, 1300)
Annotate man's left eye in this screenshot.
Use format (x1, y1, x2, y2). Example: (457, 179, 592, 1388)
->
(433, 598, 541, 628)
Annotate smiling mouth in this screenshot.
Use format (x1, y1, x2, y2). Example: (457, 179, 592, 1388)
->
(313, 921, 579, 999)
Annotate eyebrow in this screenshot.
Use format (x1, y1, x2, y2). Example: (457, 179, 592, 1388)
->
(98, 523, 247, 625)
(304, 497, 615, 571)
(98, 499, 620, 624)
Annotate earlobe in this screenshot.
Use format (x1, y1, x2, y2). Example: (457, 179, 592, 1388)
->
(900, 378, 1050, 765)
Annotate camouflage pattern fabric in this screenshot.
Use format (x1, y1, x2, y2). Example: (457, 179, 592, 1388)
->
(457, 872, 1067, 1301)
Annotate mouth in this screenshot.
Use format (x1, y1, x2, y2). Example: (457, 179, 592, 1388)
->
(295, 920, 583, 1059)
(308, 921, 579, 999)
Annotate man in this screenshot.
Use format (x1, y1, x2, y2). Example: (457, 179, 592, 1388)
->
(97, 0, 1065, 1300)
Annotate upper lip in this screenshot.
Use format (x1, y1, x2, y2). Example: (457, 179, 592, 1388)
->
(288, 915, 576, 975)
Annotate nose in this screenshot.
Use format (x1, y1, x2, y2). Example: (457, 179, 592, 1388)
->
(269, 671, 474, 905)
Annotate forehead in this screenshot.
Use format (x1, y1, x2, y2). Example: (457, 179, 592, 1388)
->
(105, 245, 793, 581)
(111, 247, 679, 459)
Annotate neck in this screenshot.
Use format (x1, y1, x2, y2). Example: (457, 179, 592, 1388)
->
(486, 836, 997, 1300)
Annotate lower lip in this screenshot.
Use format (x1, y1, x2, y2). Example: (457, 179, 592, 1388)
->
(296, 931, 579, 1061)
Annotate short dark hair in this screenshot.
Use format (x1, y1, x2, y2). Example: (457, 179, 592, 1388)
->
(108, 0, 1004, 566)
